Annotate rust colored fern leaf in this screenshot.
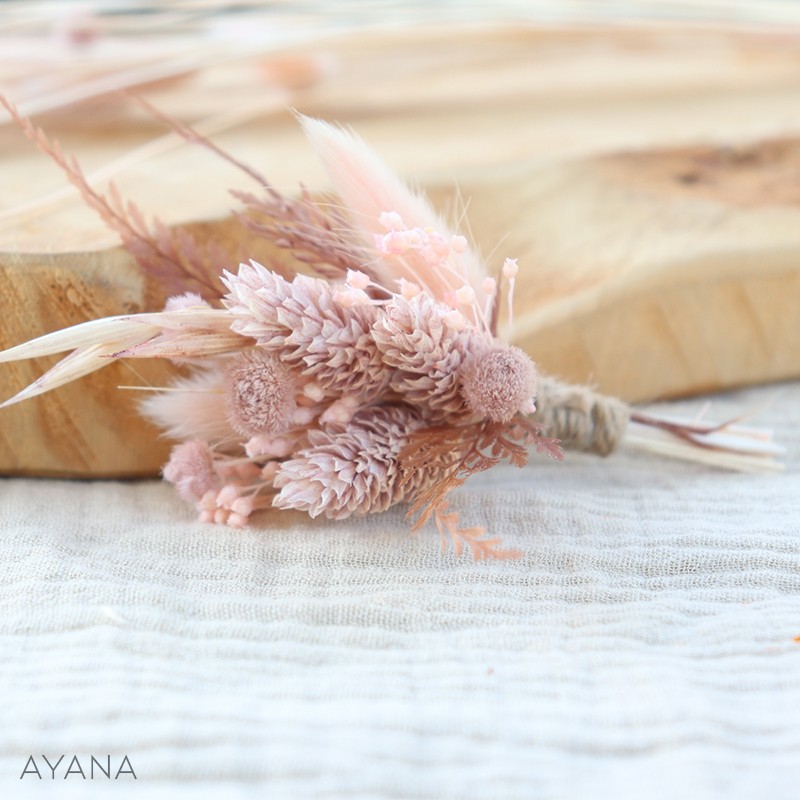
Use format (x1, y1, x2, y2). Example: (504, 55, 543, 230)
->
(0, 92, 234, 301)
(400, 415, 562, 544)
(435, 504, 522, 561)
(129, 95, 367, 282)
(233, 187, 371, 280)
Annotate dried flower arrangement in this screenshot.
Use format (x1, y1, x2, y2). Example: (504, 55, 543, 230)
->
(0, 96, 785, 558)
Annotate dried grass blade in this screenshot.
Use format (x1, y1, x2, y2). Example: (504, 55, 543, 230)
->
(111, 331, 248, 359)
(0, 317, 160, 362)
(1, 333, 149, 408)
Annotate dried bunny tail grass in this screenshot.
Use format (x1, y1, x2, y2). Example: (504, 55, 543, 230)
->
(139, 367, 237, 443)
(0, 92, 235, 301)
(299, 115, 488, 301)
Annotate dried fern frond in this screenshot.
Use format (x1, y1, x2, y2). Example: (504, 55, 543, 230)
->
(435, 504, 522, 561)
(233, 187, 371, 280)
(400, 416, 564, 533)
(0, 92, 233, 301)
(128, 95, 367, 282)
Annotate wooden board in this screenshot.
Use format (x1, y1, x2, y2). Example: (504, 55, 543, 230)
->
(2, 24, 800, 476)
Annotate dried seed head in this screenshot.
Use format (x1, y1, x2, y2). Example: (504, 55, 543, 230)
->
(460, 344, 537, 423)
(163, 440, 218, 502)
(224, 349, 296, 438)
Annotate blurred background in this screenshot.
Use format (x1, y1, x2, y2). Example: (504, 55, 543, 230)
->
(2, 0, 800, 474)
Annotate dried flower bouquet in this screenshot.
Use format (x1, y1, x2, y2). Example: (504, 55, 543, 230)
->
(0, 98, 784, 558)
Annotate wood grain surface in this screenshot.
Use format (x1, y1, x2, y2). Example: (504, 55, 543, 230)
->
(2, 24, 800, 476)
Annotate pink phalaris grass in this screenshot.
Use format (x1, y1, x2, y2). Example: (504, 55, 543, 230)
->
(223, 262, 390, 401)
(273, 404, 427, 520)
(372, 292, 476, 418)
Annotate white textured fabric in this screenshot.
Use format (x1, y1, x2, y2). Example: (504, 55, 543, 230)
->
(1, 383, 799, 799)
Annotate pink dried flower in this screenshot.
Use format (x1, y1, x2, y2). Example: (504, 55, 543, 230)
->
(273, 405, 428, 520)
(224, 348, 296, 437)
(460, 344, 537, 423)
(222, 261, 389, 400)
(372, 292, 477, 416)
(163, 440, 218, 502)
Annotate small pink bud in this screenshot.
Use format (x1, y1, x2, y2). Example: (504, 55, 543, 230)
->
(291, 406, 317, 425)
(227, 512, 248, 529)
(405, 228, 424, 248)
(502, 258, 519, 279)
(198, 509, 215, 524)
(320, 397, 358, 425)
(245, 435, 271, 458)
(303, 382, 325, 402)
(213, 508, 229, 525)
(245, 435, 295, 459)
(198, 489, 218, 511)
(346, 269, 370, 289)
(216, 483, 241, 508)
(231, 496, 255, 516)
(399, 279, 421, 299)
(379, 211, 404, 231)
(428, 231, 450, 256)
(380, 231, 408, 254)
(455, 286, 476, 305)
(482, 277, 497, 295)
(451, 235, 468, 254)
(443, 310, 466, 331)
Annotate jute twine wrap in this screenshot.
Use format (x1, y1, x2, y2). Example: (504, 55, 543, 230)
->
(532, 376, 630, 456)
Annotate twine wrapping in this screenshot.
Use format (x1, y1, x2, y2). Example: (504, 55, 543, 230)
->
(533, 376, 630, 456)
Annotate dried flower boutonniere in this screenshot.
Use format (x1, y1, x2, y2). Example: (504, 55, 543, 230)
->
(0, 99, 784, 558)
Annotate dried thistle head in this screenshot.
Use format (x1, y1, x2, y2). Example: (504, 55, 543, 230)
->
(459, 344, 537, 423)
(224, 348, 296, 437)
